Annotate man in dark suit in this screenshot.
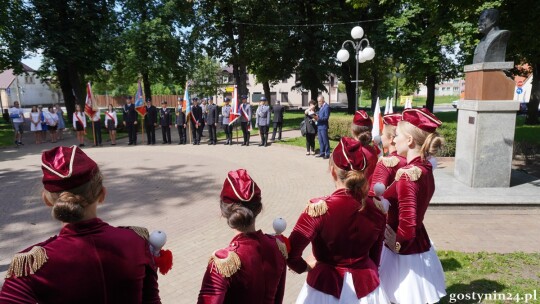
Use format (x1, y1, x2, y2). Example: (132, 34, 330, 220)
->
(175, 98, 187, 144)
(123, 96, 138, 145)
(190, 98, 203, 145)
(159, 101, 172, 144)
(206, 97, 219, 145)
(144, 98, 157, 145)
(314, 95, 331, 159)
(271, 100, 285, 141)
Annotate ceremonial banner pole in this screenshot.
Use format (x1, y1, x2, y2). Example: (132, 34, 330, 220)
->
(92, 121, 96, 146)
(141, 117, 145, 144)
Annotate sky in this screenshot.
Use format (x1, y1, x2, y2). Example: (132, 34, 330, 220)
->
(21, 53, 43, 70)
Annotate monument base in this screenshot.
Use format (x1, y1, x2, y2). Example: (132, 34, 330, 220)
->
(454, 100, 520, 187)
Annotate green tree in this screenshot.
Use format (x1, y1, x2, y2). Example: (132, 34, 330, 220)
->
(115, 0, 193, 99)
(0, 0, 30, 74)
(189, 56, 223, 98)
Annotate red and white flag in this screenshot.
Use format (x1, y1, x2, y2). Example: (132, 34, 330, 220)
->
(84, 82, 97, 118)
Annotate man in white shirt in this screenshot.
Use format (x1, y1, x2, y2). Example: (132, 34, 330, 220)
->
(8, 101, 25, 146)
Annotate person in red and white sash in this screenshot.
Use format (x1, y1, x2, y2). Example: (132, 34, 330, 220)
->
(287, 137, 390, 304)
(379, 108, 446, 304)
(198, 169, 287, 304)
(350, 110, 379, 182)
(72, 104, 87, 147)
(104, 104, 118, 145)
(368, 113, 407, 197)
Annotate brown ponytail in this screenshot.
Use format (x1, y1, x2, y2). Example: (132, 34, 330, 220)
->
(220, 199, 262, 232)
(330, 158, 369, 209)
(351, 125, 372, 146)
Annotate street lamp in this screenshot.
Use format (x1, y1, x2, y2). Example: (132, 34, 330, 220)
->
(337, 26, 375, 111)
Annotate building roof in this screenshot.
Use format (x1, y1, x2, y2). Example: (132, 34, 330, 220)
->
(0, 63, 36, 89)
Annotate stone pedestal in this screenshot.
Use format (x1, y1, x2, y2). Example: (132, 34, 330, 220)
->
(454, 62, 520, 187)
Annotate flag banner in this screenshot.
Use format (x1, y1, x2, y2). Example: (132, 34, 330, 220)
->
(184, 81, 196, 123)
(135, 79, 146, 116)
(384, 97, 390, 115)
(229, 86, 240, 124)
(135, 80, 147, 116)
(388, 97, 394, 114)
(372, 97, 382, 138)
(84, 82, 97, 118)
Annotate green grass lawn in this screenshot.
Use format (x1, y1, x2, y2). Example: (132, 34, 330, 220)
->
(439, 251, 540, 304)
(0, 119, 15, 147)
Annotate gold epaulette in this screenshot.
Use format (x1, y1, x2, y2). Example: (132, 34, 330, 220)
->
(127, 226, 149, 240)
(209, 250, 241, 278)
(395, 166, 422, 181)
(6, 246, 48, 278)
(305, 199, 328, 217)
(379, 156, 400, 168)
(275, 238, 288, 259)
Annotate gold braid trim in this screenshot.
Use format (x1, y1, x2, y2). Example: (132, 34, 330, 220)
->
(305, 200, 328, 217)
(6, 246, 48, 278)
(209, 251, 241, 278)
(127, 226, 149, 240)
(275, 238, 288, 259)
(381, 156, 400, 168)
(395, 166, 422, 182)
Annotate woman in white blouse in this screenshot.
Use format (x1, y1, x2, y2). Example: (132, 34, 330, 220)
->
(104, 104, 118, 145)
(72, 104, 87, 147)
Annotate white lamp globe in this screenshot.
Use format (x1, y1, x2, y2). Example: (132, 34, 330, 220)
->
(337, 49, 350, 62)
(351, 26, 364, 40)
(362, 46, 376, 61)
(357, 51, 367, 63)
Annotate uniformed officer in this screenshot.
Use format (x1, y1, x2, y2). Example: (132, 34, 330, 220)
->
(206, 98, 219, 145)
(190, 98, 203, 145)
(0, 146, 161, 303)
(271, 100, 285, 141)
(123, 96, 138, 145)
(197, 169, 287, 303)
(175, 98, 187, 145)
(239, 95, 252, 146)
(221, 97, 233, 145)
(255, 96, 271, 147)
(144, 98, 158, 145)
(159, 101, 172, 144)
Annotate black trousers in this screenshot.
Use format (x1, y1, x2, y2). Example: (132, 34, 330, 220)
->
(161, 125, 171, 143)
(93, 120, 102, 145)
(127, 122, 137, 144)
(177, 125, 186, 143)
(306, 133, 316, 152)
(208, 124, 217, 143)
(241, 122, 250, 144)
(191, 122, 200, 143)
(145, 124, 155, 144)
(272, 121, 283, 140)
(223, 124, 232, 143)
(259, 125, 269, 145)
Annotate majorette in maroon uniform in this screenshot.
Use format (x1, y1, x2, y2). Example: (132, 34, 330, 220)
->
(198, 169, 287, 304)
(379, 108, 447, 304)
(0, 146, 162, 304)
(287, 137, 390, 303)
(351, 110, 380, 182)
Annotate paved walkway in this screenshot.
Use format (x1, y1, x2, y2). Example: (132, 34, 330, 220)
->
(1, 130, 539, 303)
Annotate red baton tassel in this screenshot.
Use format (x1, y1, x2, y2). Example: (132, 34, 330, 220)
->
(154, 249, 173, 275)
(276, 235, 291, 253)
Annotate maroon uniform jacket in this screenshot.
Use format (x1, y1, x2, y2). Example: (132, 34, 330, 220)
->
(287, 188, 386, 299)
(383, 156, 434, 255)
(368, 151, 408, 197)
(197, 230, 287, 304)
(0, 218, 160, 304)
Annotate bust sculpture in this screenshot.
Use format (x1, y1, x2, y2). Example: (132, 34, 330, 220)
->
(472, 9, 511, 64)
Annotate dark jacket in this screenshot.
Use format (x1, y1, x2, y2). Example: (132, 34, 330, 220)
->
(144, 105, 158, 126)
(176, 110, 186, 125)
(123, 104, 138, 124)
(191, 105, 203, 124)
(159, 108, 172, 126)
(206, 104, 219, 125)
(272, 105, 285, 123)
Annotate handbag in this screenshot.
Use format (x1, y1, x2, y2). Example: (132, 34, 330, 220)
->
(300, 120, 307, 137)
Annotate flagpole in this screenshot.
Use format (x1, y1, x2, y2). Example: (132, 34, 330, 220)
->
(92, 121, 96, 146)
(141, 116, 145, 144)
(188, 113, 192, 144)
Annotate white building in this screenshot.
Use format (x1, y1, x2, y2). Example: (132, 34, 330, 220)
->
(214, 66, 338, 107)
(0, 64, 62, 113)
(415, 78, 465, 97)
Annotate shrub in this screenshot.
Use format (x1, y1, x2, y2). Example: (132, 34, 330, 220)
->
(328, 116, 352, 140)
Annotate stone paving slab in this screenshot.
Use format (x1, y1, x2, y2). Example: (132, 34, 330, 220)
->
(1, 131, 539, 303)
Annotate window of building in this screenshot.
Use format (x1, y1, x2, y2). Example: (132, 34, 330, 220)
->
(281, 92, 289, 104)
(252, 92, 262, 102)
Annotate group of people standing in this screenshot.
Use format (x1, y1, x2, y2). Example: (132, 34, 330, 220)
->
(197, 107, 447, 303)
(0, 104, 447, 303)
(8, 101, 66, 146)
